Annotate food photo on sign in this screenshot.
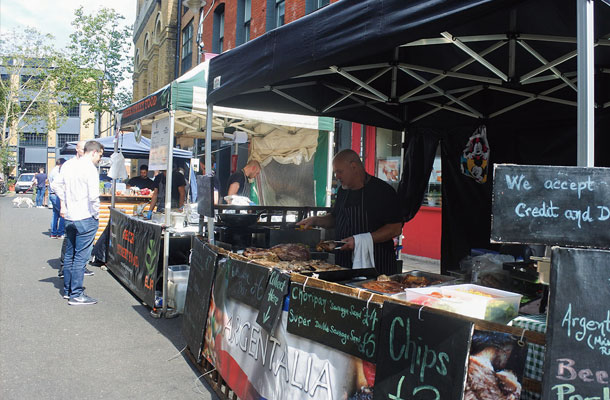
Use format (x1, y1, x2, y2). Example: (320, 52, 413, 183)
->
(377, 158, 400, 183)
(464, 330, 527, 400)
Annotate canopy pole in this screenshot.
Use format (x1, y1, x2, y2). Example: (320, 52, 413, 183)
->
(206, 103, 215, 243)
(162, 111, 175, 316)
(111, 118, 119, 209)
(325, 130, 334, 207)
(577, 0, 595, 167)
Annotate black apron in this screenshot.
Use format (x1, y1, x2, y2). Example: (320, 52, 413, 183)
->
(335, 180, 397, 275)
(237, 170, 251, 197)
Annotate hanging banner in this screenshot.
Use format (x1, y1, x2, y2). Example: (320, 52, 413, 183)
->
(107, 208, 162, 307)
(149, 116, 171, 170)
(202, 258, 376, 400)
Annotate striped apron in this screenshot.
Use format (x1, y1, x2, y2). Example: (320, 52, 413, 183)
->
(335, 183, 397, 275)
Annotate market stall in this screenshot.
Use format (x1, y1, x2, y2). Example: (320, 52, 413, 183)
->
(184, 0, 610, 398)
(116, 61, 334, 317)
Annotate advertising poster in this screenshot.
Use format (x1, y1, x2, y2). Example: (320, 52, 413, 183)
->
(377, 157, 400, 183)
(149, 116, 170, 170)
(203, 258, 375, 400)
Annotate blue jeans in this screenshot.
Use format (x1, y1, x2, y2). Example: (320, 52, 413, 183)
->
(49, 194, 65, 236)
(35, 186, 46, 206)
(63, 217, 98, 298)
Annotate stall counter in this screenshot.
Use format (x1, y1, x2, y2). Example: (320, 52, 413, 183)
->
(97, 194, 151, 243)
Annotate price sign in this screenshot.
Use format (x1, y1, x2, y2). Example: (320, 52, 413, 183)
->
(256, 268, 290, 335)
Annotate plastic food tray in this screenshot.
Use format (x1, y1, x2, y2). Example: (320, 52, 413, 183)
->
(440, 284, 522, 324)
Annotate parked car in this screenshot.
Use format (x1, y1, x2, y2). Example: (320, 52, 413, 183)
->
(15, 173, 36, 193)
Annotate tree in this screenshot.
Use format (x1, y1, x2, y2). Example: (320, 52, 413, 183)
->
(0, 28, 67, 176)
(65, 6, 133, 136)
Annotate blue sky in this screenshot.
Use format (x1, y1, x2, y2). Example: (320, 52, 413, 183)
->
(0, 0, 137, 50)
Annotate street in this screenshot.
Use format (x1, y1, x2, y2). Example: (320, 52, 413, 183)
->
(0, 194, 216, 399)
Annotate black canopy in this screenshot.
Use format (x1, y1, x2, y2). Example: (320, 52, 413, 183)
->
(207, 0, 610, 270)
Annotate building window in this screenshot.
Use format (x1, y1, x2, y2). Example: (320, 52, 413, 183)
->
(22, 163, 46, 173)
(306, 0, 330, 14)
(57, 133, 79, 148)
(276, 0, 285, 27)
(244, 0, 251, 41)
(316, 0, 330, 9)
(20, 133, 47, 147)
(213, 5, 225, 54)
(236, 0, 251, 45)
(61, 103, 80, 117)
(1, 74, 9, 82)
(181, 22, 193, 73)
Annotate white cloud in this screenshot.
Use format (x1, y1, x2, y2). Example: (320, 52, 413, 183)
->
(1, 0, 136, 50)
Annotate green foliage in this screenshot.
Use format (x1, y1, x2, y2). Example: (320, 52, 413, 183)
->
(0, 28, 68, 146)
(64, 6, 133, 128)
(0, 142, 16, 179)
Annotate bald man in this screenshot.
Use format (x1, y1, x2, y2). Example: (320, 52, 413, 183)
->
(298, 149, 403, 274)
(227, 160, 261, 200)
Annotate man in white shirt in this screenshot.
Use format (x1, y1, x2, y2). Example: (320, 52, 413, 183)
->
(48, 158, 66, 239)
(52, 140, 103, 305)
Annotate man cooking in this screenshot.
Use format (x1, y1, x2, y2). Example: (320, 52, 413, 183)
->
(127, 164, 155, 190)
(227, 160, 261, 201)
(298, 149, 403, 274)
(148, 161, 187, 214)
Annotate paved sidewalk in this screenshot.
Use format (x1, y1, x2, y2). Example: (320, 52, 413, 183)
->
(400, 253, 441, 274)
(0, 195, 216, 400)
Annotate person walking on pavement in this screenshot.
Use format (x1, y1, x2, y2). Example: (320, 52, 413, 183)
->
(33, 167, 47, 208)
(52, 140, 104, 305)
(48, 158, 66, 239)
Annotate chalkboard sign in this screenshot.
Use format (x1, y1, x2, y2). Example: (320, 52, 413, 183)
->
(196, 175, 214, 217)
(256, 268, 290, 335)
(491, 164, 610, 248)
(373, 301, 473, 400)
(226, 258, 269, 308)
(181, 238, 218, 362)
(287, 283, 381, 362)
(542, 247, 610, 399)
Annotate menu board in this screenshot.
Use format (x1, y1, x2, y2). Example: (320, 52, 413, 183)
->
(149, 116, 170, 170)
(374, 301, 473, 400)
(287, 283, 380, 363)
(256, 268, 290, 335)
(542, 247, 610, 399)
(226, 258, 269, 309)
(491, 164, 610, 248)
(181, 238, 218, 362)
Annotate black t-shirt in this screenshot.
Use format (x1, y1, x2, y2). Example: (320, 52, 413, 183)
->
(332, 176, 402, 231)
(227, 170, 248, 196)
(127, 176, 155, 190)
(153, 171, 187, 206)
(34, 173, 47, 188)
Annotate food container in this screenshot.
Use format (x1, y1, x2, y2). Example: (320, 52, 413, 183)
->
(168, 264, 190, 284)
(348, 270, 457, 295)
(405, 287, 465, 310)
(440, 284, 522, 324)
(170, 212, 186, 229)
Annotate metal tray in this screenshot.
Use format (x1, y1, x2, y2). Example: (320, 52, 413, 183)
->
(301, 267, 378, 282)
(345, 270, 457, 295)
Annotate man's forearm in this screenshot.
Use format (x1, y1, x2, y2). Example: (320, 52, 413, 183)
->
(370, 222, 403, 243)
(314, 213, 336, 229)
